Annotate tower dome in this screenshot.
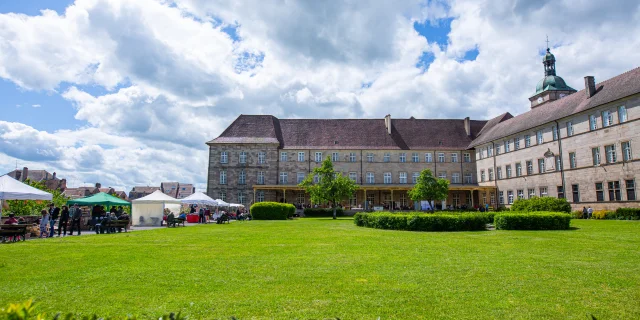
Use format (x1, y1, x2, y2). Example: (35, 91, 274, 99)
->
(535, 47, 575, 94)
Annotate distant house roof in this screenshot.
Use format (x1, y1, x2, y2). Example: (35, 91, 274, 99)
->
(470, 67, 640, 147)
(176, 184, 195, 199)
(209, 115, 487, 150)
(62, 187, 92, 199)
(7, 169, 59, 182)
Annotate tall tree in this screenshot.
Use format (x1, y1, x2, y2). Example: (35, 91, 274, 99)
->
(407, 169, 449, 212)
(299, 157, 359, 219)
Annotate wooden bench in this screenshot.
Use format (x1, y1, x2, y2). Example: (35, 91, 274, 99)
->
(106, 220, 129, 232)
(166, 215, 186, 227)
(0, 224, 28, 242)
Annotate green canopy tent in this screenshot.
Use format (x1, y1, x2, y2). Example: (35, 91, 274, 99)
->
(67, 192, 131, 208)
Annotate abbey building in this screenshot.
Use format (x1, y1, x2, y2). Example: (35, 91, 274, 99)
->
(206, 48, 640, 211)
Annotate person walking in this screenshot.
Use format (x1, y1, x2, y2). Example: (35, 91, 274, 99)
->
(48, 203, 60, 237)
(587, 206, 593, 219)
(58, 205, 69, 236)
(69, 204, 83, 236)
(198, 206, 205, 224)
(582, 207, 588, 219)
(40, 209, 50, 238)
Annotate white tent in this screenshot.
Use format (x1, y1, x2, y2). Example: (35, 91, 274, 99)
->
(0, 174, 53, 201)
(132, 190, 181, 226)
(229, 203, 244, 208)
(181, 192, 219, 206)
(215, 199, 230, 207)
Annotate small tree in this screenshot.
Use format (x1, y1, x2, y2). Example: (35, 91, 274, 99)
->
(299, 157, 359, 219)
(407, 169, 449, 212)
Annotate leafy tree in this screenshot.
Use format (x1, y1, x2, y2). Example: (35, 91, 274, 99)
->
(3, 179, 69, 216)
(407, 169, 449, 212)
(299, 157, 359, 219)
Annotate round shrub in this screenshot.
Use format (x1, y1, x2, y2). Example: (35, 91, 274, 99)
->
(354, 212, 491, 232)
(250, 202, 295, 220)
(494, 212, 571, 230)
(303, 208, 345, 217)
(510, 197, 571, 213)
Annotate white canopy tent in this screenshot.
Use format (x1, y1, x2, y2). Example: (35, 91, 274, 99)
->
(229, 203, 244, 208)
(132, 190, 181, 226)
(0, 174, 53, 201)
(180, 192, 219, 206)
(215, 199, 230, 207)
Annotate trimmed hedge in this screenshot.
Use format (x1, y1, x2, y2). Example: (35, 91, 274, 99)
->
(303, 208, 345, 217)
(494, 212, 571, 230)
(614, 208, 640, 220)
(510, 197, 571, 213)
(250, 202, 295, 220)
(354, 212, 491, 232)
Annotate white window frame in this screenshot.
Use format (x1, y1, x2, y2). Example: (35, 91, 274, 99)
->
(349, 152, 356, 163)
(507, 191, 514, 204)
(425, 153, 433, 163)
(438, 172, 447, 180)
(367, 153, 374, 163)
(412, 172, 420, 184)
(515, 163, 522, 177)
(515, 138, 520, 150)
(480, 170, 485, 182)
(383, 172, 392, 184)
(281, 152, 288, 162)
(297, 172, 305, 184)
(538, 158, 545, 173)
(239, 151, 247, 164)
(552, 126, 558, 141)
(464, 173, 473, 184)
(504, 141, 510, 153)
(605, 144, 617, 164)
(438, 153, 445, 163)
(315, 152, 323, 162)
(592, 147, 601, 166)
(412, 152, 419, 163)
(602, 111, 613, 127)
(528, 188, 535, 199)
(332, 152, 339, 162)
(622, 141, 632, 161)
(451, 153, 458, 163)
(383, 153, 390, 162)
(366, 172, 375, 184)
(220, 151, 228, 164)
(566, 122, 573, 137)
(256, 191, 265, 202)
(349, 172, 357, 182)
(279, 172, 288, 184)
(506, 165, 512, 178)
(238, 169, 246, 185)
(524, 135, 531, 148)
(298, 152, 305, 162)
(219, 170, 227, 185)
(452, 173, 460, 184)
(569, 152, 577, 169)
(618, 106, 627, 123)
(257, 171, 265, 185)
(590, 115, 598, 131)
(399, 172, 407, 184)
(258, 152, 266, 164)
(539, 187, 548, 197)
(463, 153, 471, 163)
(399, 153, 406, 163)
(537, 130, 544, 144)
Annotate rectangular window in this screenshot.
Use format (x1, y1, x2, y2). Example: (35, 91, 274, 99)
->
(537, 130, 544, 144)
(297, 172, 305, 184)
(490, 193, 495, 206)
(219, 191, 226, 202)
(572, 184, 579, 203)
(618, 106, 627, 123)
(349, 152, 356, 162)
(366, 193, 375, 206)
(281, 152, 288, 162)
(399, 153, 406, 163)
(452, 173, 460, 183)
(399, 172, 407, 184)
(515, 138, 520, 150)
(220, 151, 228, 164)
(506, 165, 512, 178)
(497, 167, 502, 179)
(383, 153, 390, 163)
(412, 172, 420, 184)
(451, 153, 458, 163)
(569, 152, 577, 169)
(425, 153, 433, 163)
(602, 111, 613, 127)
(557, 186, 564, 199)
(592, 147, 601, 166)
(452, 193, 460, 207)
(367, 153, 374, 163)
(507, 191, 514, 204)
(463, 153, 471, 162)
(622, 141, 632, 161)
(515, 163, 522, 177)
(239, 151, 247, 164)
(332, 152, 339, 162)
(298, 152, 305, 162)
(608, 181, 621, 201)
(315, 152, 323, 162)
(257, 171, 265, 185)
(504, 140, 510, 152)
(605, 144, 616, 164)
(297, 192, 305, 205)
(495, 145, 501, 155)
(258, 152, 266, 164)
(464, 173, 473, 184)
(219, 170, 227, 185)
(596, 182, 604, 202)
(480, 170, 486, 182)
(238, 191, 246, 205)
(279, 172, 288, 184)
(384, 172, 392, 184)
(590, 115, 598, 131)
(238, 170, 246, 185)
(528, 188, 536, 199)
(487, 146, 493, 157)
(517, 189, 524, 200)
(499, 191, 504, 205)
(526, 160, 533, 175)
(313, 174, 319, 184)
(438, 153, 445, 162)
(538, 158, 545, 173)
(488, 169, 494, 181)
(555, 155, 562, 170)
(626, 180, 636, 201)
(366, 172, 375, 184)
(349, 172, 357, 182)
(412, 152, 419, 162)
(438, 172, 447, 180)
(256, 191, 265, 202)
(552, 126, 558, 141)
(524, 135, 531, 148)
(566, 122, 574, 137)
(349, 192, 357, 207)
(539, 187, 548, 197)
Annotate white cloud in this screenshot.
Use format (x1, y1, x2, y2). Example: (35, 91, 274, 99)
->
(31, 104, 41, 108)
(0, 0, 639, 192)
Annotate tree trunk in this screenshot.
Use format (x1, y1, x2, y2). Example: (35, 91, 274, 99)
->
(332, 206, 337, 220)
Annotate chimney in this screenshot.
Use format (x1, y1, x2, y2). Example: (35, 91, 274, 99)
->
(584, 76, 596, 98)
(384, 114, 391, 135)
(464, 117, 471, 136)
(52, 172, 56, 179)
(22, 167, 28, 182)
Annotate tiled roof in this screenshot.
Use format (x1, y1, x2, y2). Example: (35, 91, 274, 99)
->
(470, 67, 640, 147)
(131, 186, 160, 193)
(6, 169, 59, 182)
(210, 116, 487, 150)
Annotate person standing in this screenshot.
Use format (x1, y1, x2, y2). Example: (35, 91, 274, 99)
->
(587, 206, 593, 219)
(40, 210, 50, 238)
(116, 206, 124, 218)
(58, 205, 69, 236)
(198, 206, 205, 224)
(48, 203, 60, 237)
(582, 207, 588, 219)
(69, 204, 83, 235)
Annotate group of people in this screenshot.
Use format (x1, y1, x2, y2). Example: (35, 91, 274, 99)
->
(28, 203, 128, 238)
(178, 205, 251, 224)
(92, 205, 130, 234)
(582, 206, 594, 219)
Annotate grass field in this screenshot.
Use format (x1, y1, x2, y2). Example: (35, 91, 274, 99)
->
(1, 219, 639, 319)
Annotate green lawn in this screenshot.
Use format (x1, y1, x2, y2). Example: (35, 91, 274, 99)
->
(1, 219, 639, 319)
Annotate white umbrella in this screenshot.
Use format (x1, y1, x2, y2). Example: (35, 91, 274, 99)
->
(0, 175, 53, 201)
(181, 192, 219, 206)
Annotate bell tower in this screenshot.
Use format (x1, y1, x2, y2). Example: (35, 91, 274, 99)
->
(528, 38, 576, 109)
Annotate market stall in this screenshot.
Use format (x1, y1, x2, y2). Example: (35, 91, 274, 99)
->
(131, 190, 181, 226)
(0, 174, 53, 216)
(181, 192, 219, 223)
